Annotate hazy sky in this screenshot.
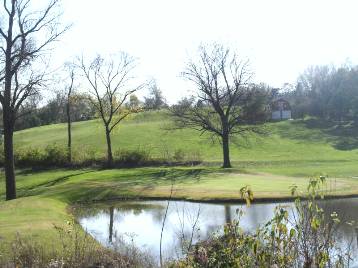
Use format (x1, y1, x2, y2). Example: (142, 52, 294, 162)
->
(51, 0, 358, 102)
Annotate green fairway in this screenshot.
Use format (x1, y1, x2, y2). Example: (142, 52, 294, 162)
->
(2, 167, 357, 203)
(0, 196, 69, 240)
(13, 111, 358, 177)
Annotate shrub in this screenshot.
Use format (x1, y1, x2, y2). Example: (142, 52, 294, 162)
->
(172, 149, 202, 164)
(173, 149, 185, 162)
(0, 145, 203, 168)
(15, 147, 44, 166)
(187, 150, 203, 164)
(114, 148, 151, 166)
(42, 145, 68, 166)
(71, 146, 103, 166)
(11, 145, 68, 167)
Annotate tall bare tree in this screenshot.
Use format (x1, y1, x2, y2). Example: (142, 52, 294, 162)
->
(171, 44, 264, 168)
(0, 0, 68, 200)
(79, 53, 143, 167)
(64, 64, 75, 163)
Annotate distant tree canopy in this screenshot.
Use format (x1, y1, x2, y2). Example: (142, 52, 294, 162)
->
(284, 64, 358, 121)
(127, 94, 142, 110)
(144, 82, 167, 110)
(12, 93, 96, 130)
(238, 83, 274, 123)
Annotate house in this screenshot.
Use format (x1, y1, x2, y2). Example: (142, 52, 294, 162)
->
(271, 98, 291, 120)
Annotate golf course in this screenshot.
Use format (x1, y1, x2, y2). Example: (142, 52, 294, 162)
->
(2, 0, 358, 265)
(1, 110, 358, 251)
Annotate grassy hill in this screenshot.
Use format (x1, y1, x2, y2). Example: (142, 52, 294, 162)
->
(13, 110, 358, 177)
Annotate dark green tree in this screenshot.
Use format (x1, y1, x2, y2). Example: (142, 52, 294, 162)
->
(144, 81, 167, 110)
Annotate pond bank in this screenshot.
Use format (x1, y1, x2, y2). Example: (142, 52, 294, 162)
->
(73, 192, 358, 206)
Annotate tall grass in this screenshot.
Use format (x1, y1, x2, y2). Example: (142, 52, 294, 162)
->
(0, 220, 155, 268)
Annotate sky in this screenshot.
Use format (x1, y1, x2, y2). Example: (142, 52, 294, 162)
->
(50, 0, 358, 103)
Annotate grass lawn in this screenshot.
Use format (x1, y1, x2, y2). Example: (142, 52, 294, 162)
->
(2, 167, 358, 203)
(0, 196, 69, 240)
(2, 111, 358, 251)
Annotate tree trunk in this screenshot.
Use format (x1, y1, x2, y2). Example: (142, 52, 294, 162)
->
(105, 127, 113, 167)
(3, 110, 16, 200)
(66, 101, 71, 163)
(3, 5, 16, 200)
(222, 132, 231, 168)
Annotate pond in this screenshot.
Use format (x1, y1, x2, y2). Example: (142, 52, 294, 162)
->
(77, 198, 358, 265)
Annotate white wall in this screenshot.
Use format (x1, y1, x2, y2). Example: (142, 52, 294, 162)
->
(271, 110, 291, 120)
(282, 110, 291, 119)
(272, 111, 281, 120)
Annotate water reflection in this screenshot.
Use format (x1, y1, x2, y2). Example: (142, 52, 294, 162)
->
(224, 205, 232, 223)
(109, 206, 114, 243)
(78, 198, 358, 264)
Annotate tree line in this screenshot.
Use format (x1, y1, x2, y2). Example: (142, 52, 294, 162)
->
(3, 81, 168, 131)
(282, 64, 358, 122)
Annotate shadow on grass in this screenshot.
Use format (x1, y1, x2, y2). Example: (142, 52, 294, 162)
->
(15, 170, 97, 198)
(16, 167, 223, 203)
(274, 118, 358, 151)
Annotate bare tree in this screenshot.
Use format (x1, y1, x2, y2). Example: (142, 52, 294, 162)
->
(171, 44, 263, 168)
(79, 53, 143, 167)
(64, 64, 75, 163)
(0, 0, 69, 200)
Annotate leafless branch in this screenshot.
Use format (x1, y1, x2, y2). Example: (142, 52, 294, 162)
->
(170, 43, 267, 167)
(78, 53, 144, 165)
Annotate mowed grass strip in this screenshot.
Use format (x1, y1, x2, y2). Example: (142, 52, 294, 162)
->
(1, 167, 357, 203)
(0, 196, 70, 247)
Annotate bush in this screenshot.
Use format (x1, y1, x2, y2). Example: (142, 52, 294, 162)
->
(173, 149, 185, 162)
(187, 150, 203, 164)
(72, 146, 103, 166)
(0, 145, 202, 168)
(114, 148, 151, 166)
(11, 145, 68, 167)
(15, 147, 44, 166)
(172, 149, 202, 164)
(43, 145, 68, 166)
